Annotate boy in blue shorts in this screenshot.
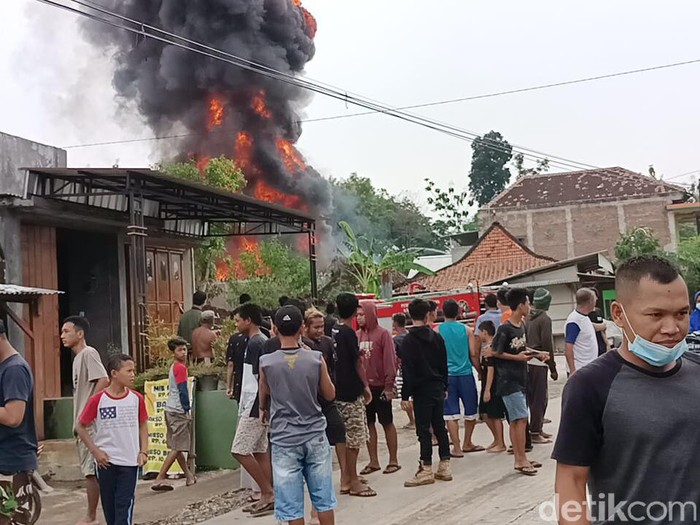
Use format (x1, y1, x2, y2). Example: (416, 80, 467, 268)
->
(259, 305, 337, 524)
(438, 299, 484, 457)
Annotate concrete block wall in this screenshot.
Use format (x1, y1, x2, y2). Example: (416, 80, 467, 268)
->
(480, 196, 676, 261)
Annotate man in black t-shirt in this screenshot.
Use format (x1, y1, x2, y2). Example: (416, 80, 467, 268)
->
(588, 308, 609, 356)
(332, 293, 376, 498)
(492, 288, 544, 477)
(226, 327, 248, 402)
(553, 256, 700, 524)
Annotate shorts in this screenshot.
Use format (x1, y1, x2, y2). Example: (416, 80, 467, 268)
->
(366, 386, 393, 426)
(76, 438, 96, 477)
(502, 391, 529, 423)
(443, 375, 478, 421)
(323, 402, 346, 446)
(336, 397, 369, 449)
(165, 411, 192, 453)
(231, 416, 269, 455)
(271, 434, 337, 522)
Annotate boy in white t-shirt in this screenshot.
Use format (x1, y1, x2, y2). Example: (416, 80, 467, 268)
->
(77, 354, 148, 525)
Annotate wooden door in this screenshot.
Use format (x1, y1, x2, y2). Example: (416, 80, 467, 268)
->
(21, 224, 60, 439)
(146, 247, 185, 335)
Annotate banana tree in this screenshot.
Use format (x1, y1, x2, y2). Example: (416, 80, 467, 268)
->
(338, 221, 437, 297)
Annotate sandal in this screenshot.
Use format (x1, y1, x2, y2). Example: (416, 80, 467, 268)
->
(383, 464, 401, 474)
(359, 465, 381, 476)
(250, 501, 275, 517)
(530, 460, 543, 469)
(151, 483, 174, 492)
(462, 445, 486, 453)
(514, 465, 538, 476)
(349, 487, 377, 497)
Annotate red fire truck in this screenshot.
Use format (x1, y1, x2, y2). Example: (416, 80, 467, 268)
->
(360, 287, 495, 331)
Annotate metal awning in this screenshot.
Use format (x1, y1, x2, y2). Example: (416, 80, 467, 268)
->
(22, 168, 315, 237)
(0, 284, 63, 302)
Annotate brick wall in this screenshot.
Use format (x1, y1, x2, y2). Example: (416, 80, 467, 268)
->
(480, 197, 674, 261)
(531, 209, 569, 260)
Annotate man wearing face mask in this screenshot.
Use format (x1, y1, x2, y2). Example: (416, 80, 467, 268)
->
(553, 255, 700, 525)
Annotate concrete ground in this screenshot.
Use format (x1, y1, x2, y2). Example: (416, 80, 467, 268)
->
(40, 358, 566, 525)
(205, 359, 567, 525)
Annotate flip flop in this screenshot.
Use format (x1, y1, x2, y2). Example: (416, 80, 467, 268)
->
(462, 445, 486, 453)
(246, 495, 261, 504)
(242, 502, 259, 513)
(383, 464, 401, 474)
(451, 453, 464, 458)
(515, 465, 538, 476)
(359, 465, 381, 476)
(151, 483, 174, 492)
(349, 487, 377, 497)
(530, 460, 543, 469)
(250, 501, 275, 517)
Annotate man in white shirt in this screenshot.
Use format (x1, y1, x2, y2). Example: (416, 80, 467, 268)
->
(564, 289, 606, 375)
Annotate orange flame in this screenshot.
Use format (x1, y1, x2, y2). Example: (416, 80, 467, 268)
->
(207, 96, 225, 130)
(235, 131, 254, 171)
(276, 138, 306, 173)
(195, 155, 211, 177)
(292, 0, 301, 5)
(216, 237, 271, 281)
(301, 7, 317, 38)
(251, 90, 272, 119)
(254, 181, 304, 209)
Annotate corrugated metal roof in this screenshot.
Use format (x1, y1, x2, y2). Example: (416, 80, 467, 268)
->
(0, 284, 63, 297)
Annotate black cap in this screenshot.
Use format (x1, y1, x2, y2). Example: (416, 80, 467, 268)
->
(274, 305, 303, 336)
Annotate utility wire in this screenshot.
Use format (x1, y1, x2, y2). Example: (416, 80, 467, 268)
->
(36, 0, 683, 177)
(38, 0, 593, 172)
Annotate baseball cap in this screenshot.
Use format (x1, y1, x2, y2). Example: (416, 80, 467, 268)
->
(274, 305, 303, 336)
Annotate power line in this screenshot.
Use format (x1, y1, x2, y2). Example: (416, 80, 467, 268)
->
(37, 0, 620, 173)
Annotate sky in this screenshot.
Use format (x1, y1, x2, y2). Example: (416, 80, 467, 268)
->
(2, 0, 700, 211)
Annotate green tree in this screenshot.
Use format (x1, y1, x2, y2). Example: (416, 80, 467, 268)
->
(330, 173, 444, 251)
(159, 157, 247, 295)
(468, 131, 513, 206)
(512, 153, 550, 179)
(339, 221, 436, 297)
(675, 236, 700, 295)
(226, 239, 311, 308)
(424, 178, 475, 237)
(614, 227, 662, 261)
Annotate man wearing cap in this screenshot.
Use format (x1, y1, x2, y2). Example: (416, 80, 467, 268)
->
(259, 306, 337, 525)
(191, 310, 218, 365)
(525, 288, 558, 444)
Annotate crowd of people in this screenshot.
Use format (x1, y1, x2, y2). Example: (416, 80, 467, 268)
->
(4, 254, 700, 524)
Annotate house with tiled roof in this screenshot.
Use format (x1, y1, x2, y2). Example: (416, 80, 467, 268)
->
(409, 222, 555, 292)
(477, 167, 690, 260)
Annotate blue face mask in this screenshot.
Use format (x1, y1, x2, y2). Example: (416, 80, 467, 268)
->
(621, 307, 687, 367)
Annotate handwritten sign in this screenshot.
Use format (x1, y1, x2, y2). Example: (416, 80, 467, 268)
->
(143, 377, 195, 475)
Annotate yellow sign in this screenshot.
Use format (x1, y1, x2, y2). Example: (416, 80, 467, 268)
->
(143, 377, 195, 475)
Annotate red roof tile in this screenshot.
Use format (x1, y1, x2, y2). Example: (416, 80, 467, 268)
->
(409, 223, 554, 292)
(486, 167, 686, 209)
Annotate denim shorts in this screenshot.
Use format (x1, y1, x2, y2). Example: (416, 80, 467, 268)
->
(502, 391, 529, 422)
(444, 374, 479, 420)
(271, 434, 337, 521)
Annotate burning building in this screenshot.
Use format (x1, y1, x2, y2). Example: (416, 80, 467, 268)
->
(81, 0, 330, 275)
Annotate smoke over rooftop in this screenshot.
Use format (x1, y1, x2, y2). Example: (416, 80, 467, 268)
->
(80, 0, 331, 217)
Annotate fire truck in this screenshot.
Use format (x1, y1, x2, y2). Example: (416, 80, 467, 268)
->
(359, 286, 496, 331)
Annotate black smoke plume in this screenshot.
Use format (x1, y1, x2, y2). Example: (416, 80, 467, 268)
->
(81, 0, 330, 216)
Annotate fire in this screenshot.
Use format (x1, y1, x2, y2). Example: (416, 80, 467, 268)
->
(251, 90, 272, 119)
(301, 7, 317, 38)
(276, 138, 306, 173)
(235, 131, 254, 171)
(254, 181, 304, 209)
(216, 237, 271, 281)
(292, 0, 301, 5)
(207, 96, 225, 130)
(195, 155, 211, 177)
